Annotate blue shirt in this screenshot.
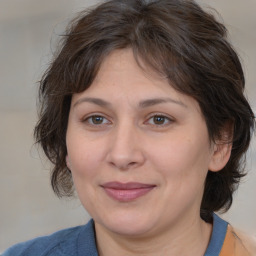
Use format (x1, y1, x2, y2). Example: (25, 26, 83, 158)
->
(2, 214, 228, 256)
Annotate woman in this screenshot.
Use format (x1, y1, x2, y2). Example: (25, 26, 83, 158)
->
(3, 0, 255, 255)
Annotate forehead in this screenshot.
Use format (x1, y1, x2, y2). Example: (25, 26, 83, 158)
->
(71, 49, 202, 115)
(93, 48, 163, 85)
(87, 49, 176, 97)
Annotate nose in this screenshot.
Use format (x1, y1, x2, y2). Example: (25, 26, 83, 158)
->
(106, 123, 145, 170)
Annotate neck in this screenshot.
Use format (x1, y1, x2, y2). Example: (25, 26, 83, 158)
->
(95, 213, 212, 256)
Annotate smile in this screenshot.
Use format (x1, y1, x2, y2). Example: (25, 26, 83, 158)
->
(101, 182, 156, 202)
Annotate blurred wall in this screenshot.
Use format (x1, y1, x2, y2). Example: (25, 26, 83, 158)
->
(0, 0, 255, 252)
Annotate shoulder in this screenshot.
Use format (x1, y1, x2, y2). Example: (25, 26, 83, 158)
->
(205, 214, 256, 256)
(2, 220, 96, 256)
(232, 227, 256, 256)
(220, 225, 256, 256)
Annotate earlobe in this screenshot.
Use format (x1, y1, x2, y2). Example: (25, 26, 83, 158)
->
(66, 155, 71, 170)
(208, 142, 232, 172)
(209, 121, 233, 172)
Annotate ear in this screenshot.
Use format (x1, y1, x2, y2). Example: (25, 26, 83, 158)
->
(66, 155, 72, 170)
(208, 123, 233, 172)
(208, 142, 232, 172)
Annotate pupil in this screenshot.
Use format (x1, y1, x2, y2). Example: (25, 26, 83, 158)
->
(154, 116, 164, 124)
(93, 116, 103, 124)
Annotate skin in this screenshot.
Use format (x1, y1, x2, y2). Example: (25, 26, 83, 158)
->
(66, 49, 231, 256)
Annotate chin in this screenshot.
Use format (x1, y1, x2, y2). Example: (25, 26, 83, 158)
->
(97, 212, 155, 237)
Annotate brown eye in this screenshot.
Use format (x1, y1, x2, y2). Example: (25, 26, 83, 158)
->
(153, 116, 166, 125)
(91, 116, 104, 124)
(147, 115, 172, 126)
(85, 115, 109, 125)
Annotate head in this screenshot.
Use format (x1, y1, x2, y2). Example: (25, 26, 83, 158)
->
(35, 0, 255, 223)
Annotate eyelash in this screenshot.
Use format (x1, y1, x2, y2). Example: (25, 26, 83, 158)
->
(83, 115, 112, 126)
(82, 113, 174, 128)
(145, 114, 173, 127)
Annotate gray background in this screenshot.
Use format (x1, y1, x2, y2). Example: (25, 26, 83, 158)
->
(0, 0, 255, 252)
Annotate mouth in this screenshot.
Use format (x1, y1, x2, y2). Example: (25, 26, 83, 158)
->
(101, 182, 156, 202)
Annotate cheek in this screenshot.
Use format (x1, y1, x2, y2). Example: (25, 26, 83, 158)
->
(66, 136, 104, 209)
(66, 134, 104, 180)
(150, 138, 211, 213)
(148, 132, 211, 186)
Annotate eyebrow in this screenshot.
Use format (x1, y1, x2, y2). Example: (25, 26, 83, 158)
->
(73, 97, 187, 108)
(73, 97, 111, 108)
(138, 97, 187, 108)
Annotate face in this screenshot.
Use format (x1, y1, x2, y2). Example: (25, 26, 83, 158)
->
(66, 49, 218, 238)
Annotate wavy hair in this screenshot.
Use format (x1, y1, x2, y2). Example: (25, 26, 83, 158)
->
(34, 0, 255, 222)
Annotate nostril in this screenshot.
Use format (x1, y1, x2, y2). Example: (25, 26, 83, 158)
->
(128, 162, 137, 167)
(108, 160, 139, 171)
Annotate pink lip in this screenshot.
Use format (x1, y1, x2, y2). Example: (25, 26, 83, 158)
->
(101, 182, 156, 202)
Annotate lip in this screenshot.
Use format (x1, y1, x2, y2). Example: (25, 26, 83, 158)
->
(101, 182, 156, 202)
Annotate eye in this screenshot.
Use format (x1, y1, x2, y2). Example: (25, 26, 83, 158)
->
(147, 115, 173, 126)
(84, 115, 110, 125)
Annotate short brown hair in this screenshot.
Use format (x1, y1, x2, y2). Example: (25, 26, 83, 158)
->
(34, 0, 255, 221)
